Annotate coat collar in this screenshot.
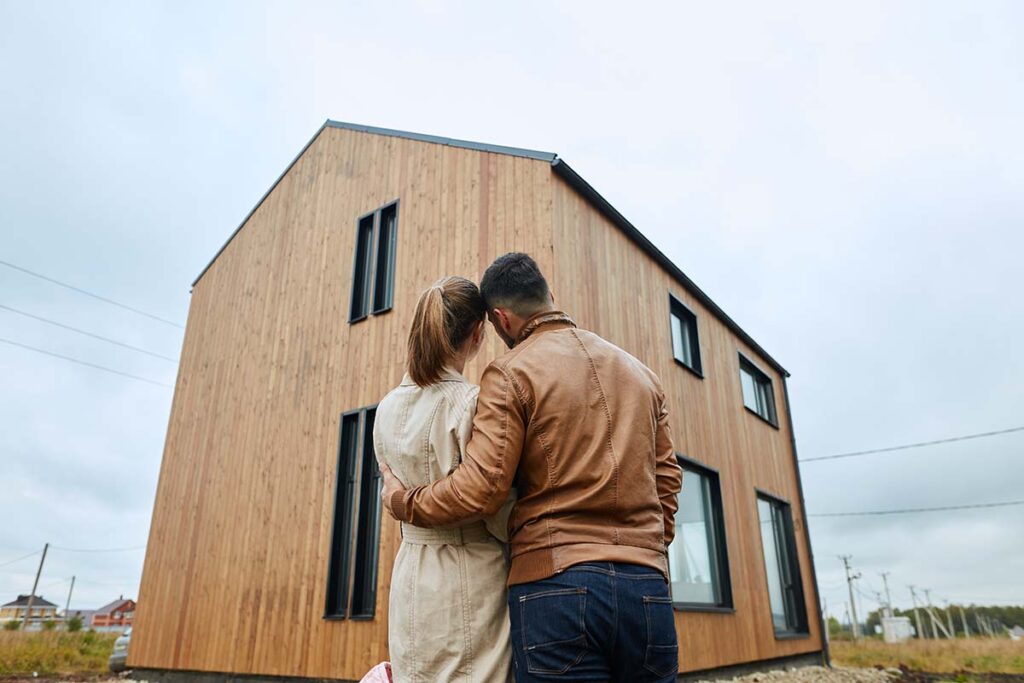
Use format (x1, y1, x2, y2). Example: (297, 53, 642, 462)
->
(400, 366, 467, 387)
(515, 310, 577, 346)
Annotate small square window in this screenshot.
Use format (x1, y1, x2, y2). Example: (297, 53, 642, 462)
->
(739, 355, 777, 426)
(669, 295, 702, 376)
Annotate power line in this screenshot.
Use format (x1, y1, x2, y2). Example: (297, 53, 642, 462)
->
(0, 303, 178, 363)
(809, 500, 1024, 517)
(0, 550, 41, 569)
(800, 425, 1024, 463)
(49, 544, 146, 553)
(0, 336, 173, 388)
(0, 259, 183, 329)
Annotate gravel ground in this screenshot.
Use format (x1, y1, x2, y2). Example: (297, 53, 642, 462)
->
(690, 665, 899, 682)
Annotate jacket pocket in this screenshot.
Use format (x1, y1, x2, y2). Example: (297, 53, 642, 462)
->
(518, 587, 588, 675)
(643, 595, 678, 678)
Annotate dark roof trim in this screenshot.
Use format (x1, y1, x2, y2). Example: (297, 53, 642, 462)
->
(551, 159, 789, 376)
(325, 120, 557, 162)
(191, 120, 787, 375)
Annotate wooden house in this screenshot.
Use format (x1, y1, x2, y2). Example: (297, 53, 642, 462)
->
(131, 121, 827, 681)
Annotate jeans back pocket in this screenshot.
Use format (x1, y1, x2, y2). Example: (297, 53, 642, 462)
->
(642, 595, 678, 678)
(519, 587, 588, 675)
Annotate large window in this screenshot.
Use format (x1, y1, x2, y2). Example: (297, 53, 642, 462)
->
(349, 200, 399, 322)
(669, 295, 702, 376)
(757, 493, 808, 636)
(668, 456, 732, 610)
(739, 354, 777, 426)
(325, 406, 382, 619)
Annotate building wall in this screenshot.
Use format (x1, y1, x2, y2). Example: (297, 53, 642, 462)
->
(130, 126, 555, 680)
(132, 125, 822, 679)
(549, 175, 823, 670)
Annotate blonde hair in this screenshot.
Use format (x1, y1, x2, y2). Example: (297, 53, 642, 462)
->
(407, 276, 486, 387)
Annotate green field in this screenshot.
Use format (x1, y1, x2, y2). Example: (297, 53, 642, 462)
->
(832, 638, 1024, 676)
(0, 630, 118, 677)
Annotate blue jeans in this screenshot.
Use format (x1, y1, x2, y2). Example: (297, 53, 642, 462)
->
(508, 562, 679, 682)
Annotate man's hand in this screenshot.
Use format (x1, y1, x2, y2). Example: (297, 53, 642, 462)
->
(379, 464, 406, 520)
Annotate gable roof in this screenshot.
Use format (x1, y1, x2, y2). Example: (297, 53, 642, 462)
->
(2, 594, 57, 608)
(94, 597, 134, 615)
(192, 120, 788, 376)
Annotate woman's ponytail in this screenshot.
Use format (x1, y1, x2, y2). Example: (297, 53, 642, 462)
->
(407, 277, 486, 387)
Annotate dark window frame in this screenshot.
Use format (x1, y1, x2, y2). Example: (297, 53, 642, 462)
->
(755, 489, 810, 638)
(669, 294, 703, 378)
(670, 454, 733, 613)
(324, 405, 382, 620)
(349, 199, 400, 323)
(738, 352, 778, 428)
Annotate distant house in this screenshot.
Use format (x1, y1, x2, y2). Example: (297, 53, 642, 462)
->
(91, 596, 135, 630)
(1010, 625, 1024, 641)
(64, 608, 97, 627)
(1, 595, 59, 628)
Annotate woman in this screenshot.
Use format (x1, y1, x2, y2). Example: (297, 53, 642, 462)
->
(373, 276, 513, 683)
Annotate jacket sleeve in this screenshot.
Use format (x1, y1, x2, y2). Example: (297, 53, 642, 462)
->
(387, 363, 526, 527)
(655, 383, 683, 547)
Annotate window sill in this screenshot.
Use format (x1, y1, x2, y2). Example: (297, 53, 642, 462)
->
(673, 603, 735, 614)
(773, 630, 811, 640)
(349, 314, 368, 325)
(744, 405, 779, 430)
(370, 305, 394, 316)
(673, 358, 704, 379)
(322, 614, 347, 621)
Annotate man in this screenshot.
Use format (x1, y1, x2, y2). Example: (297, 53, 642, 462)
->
(381, 252, 683, 682)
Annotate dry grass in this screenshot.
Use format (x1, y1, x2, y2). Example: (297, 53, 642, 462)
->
(831, 638, 1024, 674)
(0, 630, 118, 676)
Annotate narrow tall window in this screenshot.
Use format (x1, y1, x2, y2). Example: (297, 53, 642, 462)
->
(372, 204, 398, 314)
(757, 493, 808, 636)
(349, 201, 399, 323)
(739, 355, 777, 426)
(669, 295, 702, 375)
(325, 406, 382, 619)
(350, 215, 375, 321)
(668, 457, 732, 609)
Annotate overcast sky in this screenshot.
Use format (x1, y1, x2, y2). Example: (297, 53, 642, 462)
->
(1, 1, 1021, 623)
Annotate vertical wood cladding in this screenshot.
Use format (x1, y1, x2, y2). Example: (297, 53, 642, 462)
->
(131, 125, 821, 679)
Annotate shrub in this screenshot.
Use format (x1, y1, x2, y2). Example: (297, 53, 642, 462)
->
(66, 616, 82, 632)
(41, 620, 56, 631)
(3, 620, 20, 631)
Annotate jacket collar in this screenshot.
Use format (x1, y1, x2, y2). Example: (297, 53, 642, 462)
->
(515, 310, 577, 346)
(400, 366, 467, 387)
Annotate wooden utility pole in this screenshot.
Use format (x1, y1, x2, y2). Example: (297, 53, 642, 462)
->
(909, 586, 926, 639)
(63, 576, 76, 628)
(840, 556, 861, 640)
(880, 572, 894, 618)
(923, 589, 953, 639)
(959, 605, 971, 639)
(21, 543, 48, 630)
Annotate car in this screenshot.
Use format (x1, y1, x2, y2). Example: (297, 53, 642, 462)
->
(109, 626, 131, 672)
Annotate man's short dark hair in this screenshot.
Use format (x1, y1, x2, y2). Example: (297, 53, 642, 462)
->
(480, 252, 551, 315)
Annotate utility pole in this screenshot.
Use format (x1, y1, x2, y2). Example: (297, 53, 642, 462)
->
(943, 600, 956, 637)
(880, 572, 894, 618)
(923, 589, 953, 639)
(21, 543, 49, 630)
(959, 605, 971, 639)
(840, 556, 862, 640)
(63, 576, 76, 628)
(909, 586, 926, 639)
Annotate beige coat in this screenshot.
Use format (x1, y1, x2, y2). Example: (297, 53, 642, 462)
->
(374, 368, 513, 683)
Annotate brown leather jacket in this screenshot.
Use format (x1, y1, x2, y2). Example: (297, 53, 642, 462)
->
(387, 311, 683, 585)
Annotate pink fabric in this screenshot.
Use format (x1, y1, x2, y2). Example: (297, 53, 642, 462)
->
(359, 662, 392, 683)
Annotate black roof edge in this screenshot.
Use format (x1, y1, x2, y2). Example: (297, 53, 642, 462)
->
(325, 120, 558, 162)
(551, 158, 789, 377)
